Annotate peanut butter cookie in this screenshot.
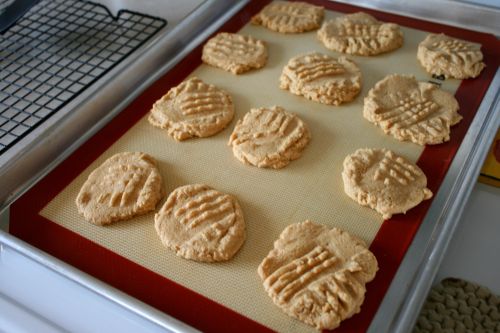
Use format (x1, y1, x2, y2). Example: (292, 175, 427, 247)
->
(76, 152, 164, 225)
(155, 184, 245, 262)
(342, 148, 432, 219)
(318, 12, 403, 56)
(148, 77, 234, 141)
(280, 52, 362, 105)
(202, 32, 267, 74)
(417, 33, 485, 79)
(228, 106, 311, 169)
(252, 1, 324, 33)
(258, 220, 378, 330)
(364, 74, 461, 145)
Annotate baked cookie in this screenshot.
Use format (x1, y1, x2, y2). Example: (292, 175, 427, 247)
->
(280, 52, 362, 105)
(364, 74, 461, 145)
(148, 77, 234, 141)
(251, 1, 324, 33)
(318, 12, 403, 56)
(342, 148, 432, 219)
(76, 152, 164, 225)
(202, 32, 267, 75)
(417, 33, 485, 79)
(228, 106, 310, 169)
(155, 184, 245, 262)
(258, 220, 378, 330)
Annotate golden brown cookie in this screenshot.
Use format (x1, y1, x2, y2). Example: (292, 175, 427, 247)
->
(148, 77, 234, 141)
(318, 12, 403, 56)
(202, 32, 267, 74)
(251, 1, 324, 33)
(342, 148, 432, 219)
(155, 184, 245, 262)
(76, 152, 164, 225)
(228, 106, 311, 169)
(258, 220, 378, 330)
(364, 74, 462, 145)
(417, 33, 485, 79)
(280, 52, 362, 105)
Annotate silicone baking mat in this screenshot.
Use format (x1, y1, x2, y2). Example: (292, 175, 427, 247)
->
(10, 1, 499, 332)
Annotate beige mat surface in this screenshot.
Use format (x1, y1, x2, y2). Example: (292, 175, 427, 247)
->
(41, 6, 461, 332)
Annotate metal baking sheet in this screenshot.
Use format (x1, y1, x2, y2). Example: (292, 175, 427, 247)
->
(7, 1, 500, 332)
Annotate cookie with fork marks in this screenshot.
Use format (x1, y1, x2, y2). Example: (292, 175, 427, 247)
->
(228, 106, 311, 169)
(258, 220, 378, 330)
(317, 12, 403, 56)
(417, 33, 485, 79)
(76, 152, 164, 225)
(252, 1, 324, 33)
(155, 184, 246, 262)
(363, 74, 461, 145)
(148, 77, 234, 141)
(202, 32, 267, 74)
(342, 148, 432, 219)
(280, 52, 362, 105)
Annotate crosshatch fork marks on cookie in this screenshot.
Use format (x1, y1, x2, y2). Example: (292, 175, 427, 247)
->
(173, 189, 234, 230)
(288, 56, 346, 83)
(262, 244, 368, 314)
(263, 246, 340, 302)
(96, 164, 152, 207)
(335, 24, 385, 51)
(79, 166, 155, 209)
(336, 24, 380, 37)
(374, 97, 441, 130)
(437, 39, 470, 51)
(373, 151, 421, 186)
(350, 149, 421, 186)
(230, 108, 304, 151)
(179, 91, 228, 116)
(205, 36, 261, 57)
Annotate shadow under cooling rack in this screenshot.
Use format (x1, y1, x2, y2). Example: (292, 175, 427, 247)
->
(0, 0, 166, 155)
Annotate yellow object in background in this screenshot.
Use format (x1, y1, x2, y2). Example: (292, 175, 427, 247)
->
(479, 128, 500, 187)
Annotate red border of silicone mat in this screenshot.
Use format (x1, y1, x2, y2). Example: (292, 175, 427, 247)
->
(9, 1, 499, 332)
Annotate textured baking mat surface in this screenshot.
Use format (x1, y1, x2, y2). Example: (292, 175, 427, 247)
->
(39, 6, 461, 333)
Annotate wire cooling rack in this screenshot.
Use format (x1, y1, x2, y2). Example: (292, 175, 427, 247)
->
(0, 0, 166, 155)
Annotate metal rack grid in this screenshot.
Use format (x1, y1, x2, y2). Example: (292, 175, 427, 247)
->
(0, 0, 166, 155)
